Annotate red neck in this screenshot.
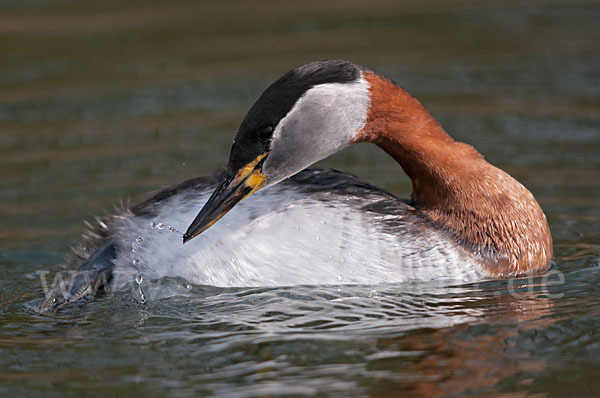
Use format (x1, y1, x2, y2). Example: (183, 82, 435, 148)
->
(355, 71, 552, 276)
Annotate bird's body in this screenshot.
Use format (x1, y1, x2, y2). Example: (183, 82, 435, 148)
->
(41, 60, 552, 311)
(106, 169, 483, 290)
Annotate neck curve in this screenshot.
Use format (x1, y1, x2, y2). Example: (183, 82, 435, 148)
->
(355, 71, 552, 276)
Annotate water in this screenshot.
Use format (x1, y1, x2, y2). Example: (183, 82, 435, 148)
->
(2, 0, 600, 396)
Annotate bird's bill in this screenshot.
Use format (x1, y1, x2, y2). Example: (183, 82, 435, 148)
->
(183, 154, 267, 243)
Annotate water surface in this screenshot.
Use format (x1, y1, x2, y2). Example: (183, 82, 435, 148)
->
(1, 0, 599, 396)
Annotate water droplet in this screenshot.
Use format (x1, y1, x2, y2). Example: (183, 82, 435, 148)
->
(132, 259, 140, 266)
(156, 223, 165, 230)
(136, 236, 143, 244)
(134, 274, 146, 304)
(315, 236, 320, 241)
(165, 225, 183, 235)
(295, 225, 300, 230)
(185, 284, 192, 290)
(151, 222, 157, 228)
(52, 297, 57, 304)
(337, 275, 343, 281)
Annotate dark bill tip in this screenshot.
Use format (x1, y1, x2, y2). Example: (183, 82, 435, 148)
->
(183, 155, 267, 244)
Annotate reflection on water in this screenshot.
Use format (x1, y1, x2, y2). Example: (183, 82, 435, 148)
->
(6, 272, 597, 396)
(1, 0, 600, 396)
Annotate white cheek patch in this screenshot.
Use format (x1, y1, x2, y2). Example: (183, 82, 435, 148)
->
(263, 77, 371, 185)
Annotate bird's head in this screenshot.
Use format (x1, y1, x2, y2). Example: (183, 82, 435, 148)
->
(183, 60, 371, 243)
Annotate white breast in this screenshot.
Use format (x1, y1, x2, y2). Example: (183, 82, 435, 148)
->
(109, 172, 485, 289)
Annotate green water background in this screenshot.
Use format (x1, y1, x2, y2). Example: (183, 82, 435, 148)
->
(1, 1, 599, 396)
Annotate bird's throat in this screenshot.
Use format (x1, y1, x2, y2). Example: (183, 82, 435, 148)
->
(355, 71, 553, 276)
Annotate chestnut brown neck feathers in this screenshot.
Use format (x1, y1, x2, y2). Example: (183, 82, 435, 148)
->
(355, 71, 552, 276)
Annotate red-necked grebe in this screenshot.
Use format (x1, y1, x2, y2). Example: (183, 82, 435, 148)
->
(41, 60, 552, 311)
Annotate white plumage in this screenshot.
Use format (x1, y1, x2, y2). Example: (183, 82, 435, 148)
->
(110, 170, 485, 289)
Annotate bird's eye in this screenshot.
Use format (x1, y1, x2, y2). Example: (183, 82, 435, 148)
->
(258, 126, 274, 140)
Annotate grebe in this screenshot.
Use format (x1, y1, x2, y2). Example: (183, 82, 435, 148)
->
(41, 60, 552, 311)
